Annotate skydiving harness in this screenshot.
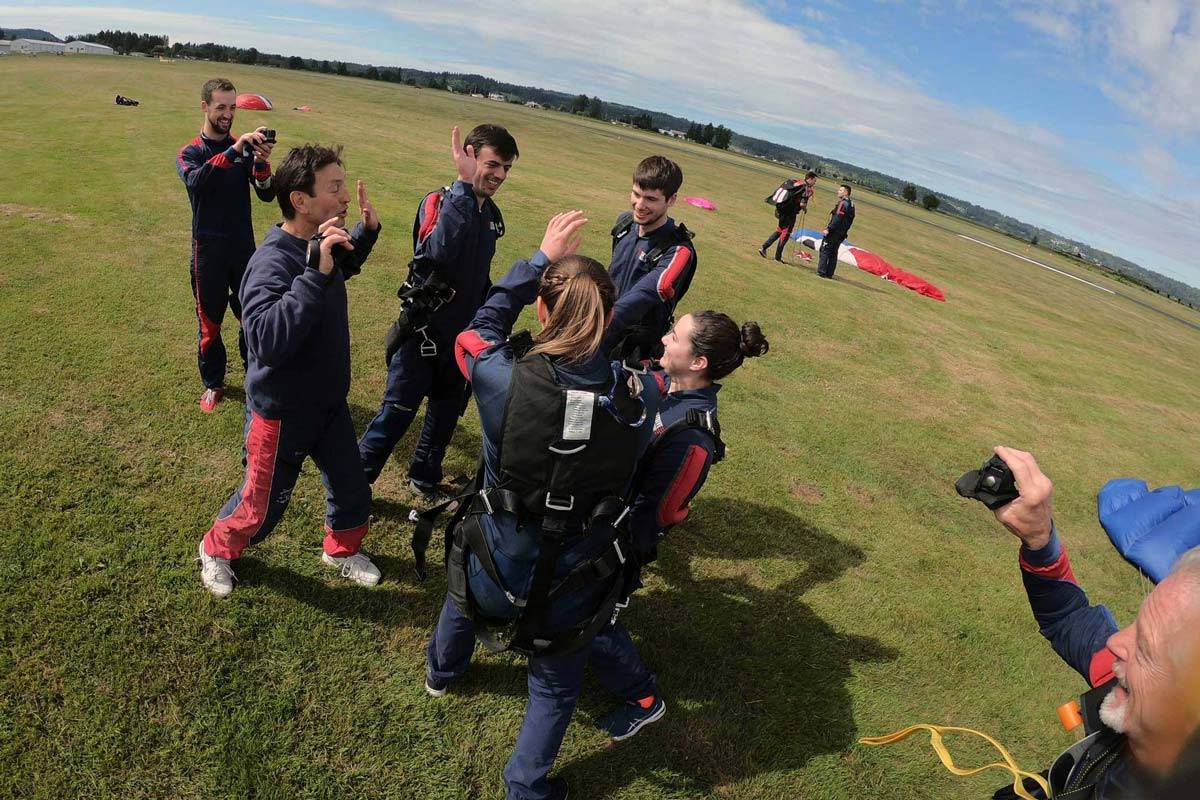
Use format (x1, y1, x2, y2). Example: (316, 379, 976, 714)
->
(860, 680, 1128, 799)
(608, 212, 698, 365)
(384, 187, 505, 363)
(418, 332, 650, 657)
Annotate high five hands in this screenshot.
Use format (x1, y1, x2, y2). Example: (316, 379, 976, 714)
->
(539, 211, 588, 262)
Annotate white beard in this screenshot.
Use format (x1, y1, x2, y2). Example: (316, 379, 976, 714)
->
(1098, 689, 1129, 733)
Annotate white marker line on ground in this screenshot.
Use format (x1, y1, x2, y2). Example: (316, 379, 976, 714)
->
(958, 235, 1116, 295)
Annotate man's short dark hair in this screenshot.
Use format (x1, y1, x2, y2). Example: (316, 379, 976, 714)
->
(201, 78, 236, 104)
(465, 124, 519, 161)
(805, 171, 818, 180)
(841, 183, 852, 195)
(633, 156, 683, 198)
(275, 144, 345, 219)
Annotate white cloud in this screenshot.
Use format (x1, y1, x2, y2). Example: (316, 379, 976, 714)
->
(5, 1, 1199, 284)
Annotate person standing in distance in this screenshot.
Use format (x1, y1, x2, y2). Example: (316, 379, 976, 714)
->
(196, 144, 383, 598)
(358, 125, 517, 501)
(816, 184, 855, 279)
(759, 171, 816, 261)
(176, 78, 276, 412)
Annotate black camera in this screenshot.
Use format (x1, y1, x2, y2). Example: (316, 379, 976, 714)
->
(956, 455, 1019, 510)
(242, 129, 277, 159)
(306, 233, 360, 278)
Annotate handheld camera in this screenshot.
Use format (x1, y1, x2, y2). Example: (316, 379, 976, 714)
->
(956, 454, 1019, 510)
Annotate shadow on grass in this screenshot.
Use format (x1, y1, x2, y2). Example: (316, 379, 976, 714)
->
(237, 555, 440, 625)
(562, 497, 896, 797)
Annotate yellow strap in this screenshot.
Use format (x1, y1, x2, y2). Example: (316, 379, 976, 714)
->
(859, 724, 1052, 800)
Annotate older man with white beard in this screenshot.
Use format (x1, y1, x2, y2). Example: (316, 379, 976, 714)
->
(987, 446, 1200, 798)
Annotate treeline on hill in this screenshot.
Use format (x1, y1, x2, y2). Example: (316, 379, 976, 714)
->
(64, 29, 1200, 308)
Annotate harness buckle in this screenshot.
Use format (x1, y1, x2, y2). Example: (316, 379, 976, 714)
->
(417, 326, 438, 358)
(504, 590, 527, 608)
(613, 539, 626, 565)
(544, 493, 575, 512)
(479, 488, 494, 515)
(612, 505, 630, 529)
(610, 597, 629, 625)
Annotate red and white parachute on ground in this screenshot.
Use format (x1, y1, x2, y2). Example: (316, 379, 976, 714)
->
(792, 228, 945, 301)
(236, 93, 273, 111)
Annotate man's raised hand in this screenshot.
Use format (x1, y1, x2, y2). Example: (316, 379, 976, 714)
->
(358, 180, 379, 230)
(539, 211, 588, 263)
(451, 126, 477, 183)
(991, 446, 1054, 551)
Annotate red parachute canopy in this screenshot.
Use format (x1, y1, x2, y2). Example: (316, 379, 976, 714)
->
(846, 247, 945, 301)
(236, 93, 273, 111)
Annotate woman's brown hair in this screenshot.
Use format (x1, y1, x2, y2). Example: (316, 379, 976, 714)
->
(529, 255, 617, 363)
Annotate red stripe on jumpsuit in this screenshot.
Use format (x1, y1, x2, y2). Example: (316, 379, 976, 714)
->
(657, 444, 708, 527)
(191, 238, 221, 358)
(323, 521, 369, 558)
(203, 413, 281, 559)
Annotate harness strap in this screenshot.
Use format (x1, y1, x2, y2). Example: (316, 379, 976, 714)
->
(859, 724, 1051, 800)
(513, 519, 566, 648)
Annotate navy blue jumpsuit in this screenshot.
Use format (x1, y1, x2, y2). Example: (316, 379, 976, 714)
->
(426, 249, 663, 800)
(358, 181, 500, 491)
(176, 133, 275, 389)
(607, 214, 696, 358)
(201, 222, 379, 561)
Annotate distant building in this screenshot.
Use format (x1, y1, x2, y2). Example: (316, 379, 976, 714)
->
(524, 101, 542, 109)
(470, 93, 485, 98)
(64, 40, 115, 55)
(658, 128, 687, 138)
(0, 41, 10, 55)
(488, 92, 506, 102)
(11, 38, 65, 54)
(129, 51, 148, 58)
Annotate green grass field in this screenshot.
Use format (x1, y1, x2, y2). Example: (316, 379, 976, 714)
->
(2, 56, 1199, 799)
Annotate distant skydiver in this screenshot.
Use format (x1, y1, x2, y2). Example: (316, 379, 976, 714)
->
(760, 171, 816, 261)
(176, 78, 276, 412)
(817, 184, 856, 279)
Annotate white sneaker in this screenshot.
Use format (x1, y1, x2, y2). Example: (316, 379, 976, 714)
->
(321, 551, 382, 586)
(197, 540, 235, 597)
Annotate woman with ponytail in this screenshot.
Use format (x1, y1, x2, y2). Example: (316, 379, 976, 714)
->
(425, 211, 665, 800)
(588, 309, 769, 742)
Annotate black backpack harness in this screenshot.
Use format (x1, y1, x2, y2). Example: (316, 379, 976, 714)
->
(384, 187, 505, 363)
(608, 213, 698, 363)
(433, 333, 650, 657)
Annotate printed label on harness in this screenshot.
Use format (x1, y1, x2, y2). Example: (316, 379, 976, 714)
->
(563, 391, 595, 441)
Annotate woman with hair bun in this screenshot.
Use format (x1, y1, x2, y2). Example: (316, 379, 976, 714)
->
(588, 309, 769, 742)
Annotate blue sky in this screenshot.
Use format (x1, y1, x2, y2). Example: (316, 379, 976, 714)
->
(5, 0, 1199, 287)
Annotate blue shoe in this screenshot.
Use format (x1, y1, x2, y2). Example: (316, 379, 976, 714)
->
(596, 696, 666, 741)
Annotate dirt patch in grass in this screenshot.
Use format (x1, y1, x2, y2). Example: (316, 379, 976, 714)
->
(790, 481, 824, 503)
(0, 203, 79, 225)
(848, 484, 876, 506)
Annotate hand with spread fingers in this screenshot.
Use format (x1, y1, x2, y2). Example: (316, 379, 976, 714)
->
(991, 445, 1054, 550)
(357, 180, 379, 231)
(539, 211, 589, 263)
(451, 126, 477, 183)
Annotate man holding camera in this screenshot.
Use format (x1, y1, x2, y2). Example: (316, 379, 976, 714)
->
(196, 144, 383, 597)
(176, 78, 277, 413)
(358, 124, 516, 500)
(984, 446, 1200, 797)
